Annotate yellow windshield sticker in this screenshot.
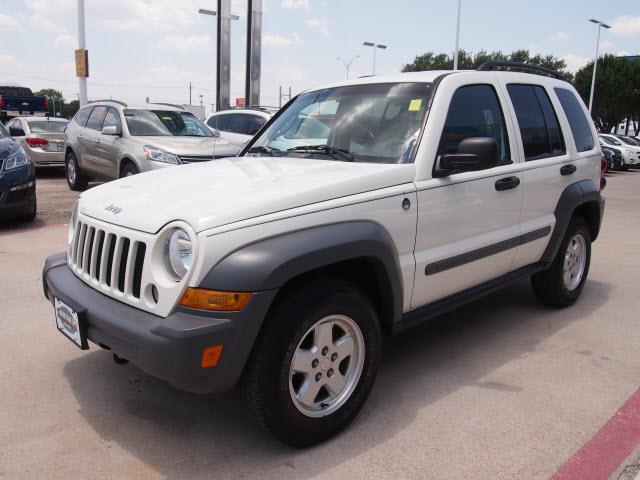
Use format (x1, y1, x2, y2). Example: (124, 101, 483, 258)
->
(408, 99, 422, 111)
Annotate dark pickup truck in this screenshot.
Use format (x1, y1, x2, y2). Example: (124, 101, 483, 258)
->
(0, 86, 48, 122)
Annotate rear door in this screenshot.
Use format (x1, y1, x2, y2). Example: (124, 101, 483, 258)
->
(81, 106, 109, 177)
(412, 78, 524, 308)
(500, 80, 599, 269)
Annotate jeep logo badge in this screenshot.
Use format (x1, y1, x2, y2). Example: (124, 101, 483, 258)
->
(105, 204, 122, 214)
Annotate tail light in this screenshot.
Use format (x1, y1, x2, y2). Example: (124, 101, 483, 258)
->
(0, 98, 5, 109)
(26, 137, 49, 148)
(600, 156, 607, 191)
(44, 98, 49, 111)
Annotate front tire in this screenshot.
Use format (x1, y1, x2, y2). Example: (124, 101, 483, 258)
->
(241, 279, 381, 447)
(65, 151, 89, 191)
(531, 216, 591, 308)
(120, 163, 139, 178)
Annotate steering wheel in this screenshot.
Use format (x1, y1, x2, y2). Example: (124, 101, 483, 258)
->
(350, 120, 376, 145)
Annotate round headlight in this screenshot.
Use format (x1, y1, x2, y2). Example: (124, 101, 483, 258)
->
(68, 201, 79, 245)
(166, 228, 193, 279)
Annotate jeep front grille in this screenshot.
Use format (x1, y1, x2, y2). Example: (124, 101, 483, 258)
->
(70, 220, 147, 299)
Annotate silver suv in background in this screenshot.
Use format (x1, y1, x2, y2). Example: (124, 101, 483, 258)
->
(64, 100, 240, 190)
(205, 107, 276, 147)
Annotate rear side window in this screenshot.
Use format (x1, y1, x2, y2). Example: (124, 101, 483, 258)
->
(554, 88, 595, 152)
(85, 106, 108, 131)
(227, 114, 251, 134)
(247, 115, 266, 135)
(438, 84, 511, 166)
(507, 84, 565, 160)
(213, 113, 231, 131)
(73, 106, 93, 127)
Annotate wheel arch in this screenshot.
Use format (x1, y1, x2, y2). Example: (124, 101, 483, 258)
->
(118, 156, 138, 177)
(199, 221, 404, 334)
(541, 179, 604, 263)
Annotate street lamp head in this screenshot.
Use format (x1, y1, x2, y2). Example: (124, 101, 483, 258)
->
(376, 44, 387, 50)
(199, 8, 217, 16)
(602, 23, 611, 29)
(363, 42, 375, 47)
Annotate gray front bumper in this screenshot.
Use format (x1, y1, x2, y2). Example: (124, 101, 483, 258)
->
(42, 252, 276, 394)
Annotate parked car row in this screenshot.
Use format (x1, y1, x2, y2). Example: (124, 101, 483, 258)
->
(599, 133, 640, 170)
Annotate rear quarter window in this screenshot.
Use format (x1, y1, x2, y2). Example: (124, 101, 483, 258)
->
(554, 88, 595, 153)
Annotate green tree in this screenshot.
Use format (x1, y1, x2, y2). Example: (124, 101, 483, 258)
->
(34, 88, 64, 102)
(402, 49, 570, 80)
(573, 54, 640, 133)
(60, 99, 79, 119)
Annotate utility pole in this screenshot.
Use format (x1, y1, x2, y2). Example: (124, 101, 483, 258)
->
(189, 82, 193, 106)
(76, 0, 88, 106)
(199, 94, 204, 107)
(337, 55, 359, 80)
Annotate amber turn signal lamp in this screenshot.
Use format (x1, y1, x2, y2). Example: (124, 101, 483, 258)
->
(201, 344, 224, 368)
(179, 288, 252, 311)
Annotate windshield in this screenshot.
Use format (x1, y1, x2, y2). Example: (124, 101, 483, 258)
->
(600, 136, 621, 146)
(27, 120, 69, 134)
(124, 109, 213, 137)
(245, 82, 433, 164)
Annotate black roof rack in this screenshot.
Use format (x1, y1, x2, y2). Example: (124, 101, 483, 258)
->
(477, 61, 566, 80)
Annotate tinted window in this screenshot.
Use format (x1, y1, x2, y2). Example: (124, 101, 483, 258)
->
(507, 84, 565, 160)
(123, 110, 212, 137)
(213, 113, 232, 131)
(227, 114, 251, 134)
(85, 106, 108, 131)
(247, 115, 266, 135)
(438, 84, 511, 166)
(73, 106, 93, 127)
(102, 107, 122, 130)
(206, 116, 218, 129)
(0, 87, 33, 97)
(618, 136, 638, 146)
(554, 88, 595, 152)
(600, 135, 621, 146)
(26, 120, 69, 134)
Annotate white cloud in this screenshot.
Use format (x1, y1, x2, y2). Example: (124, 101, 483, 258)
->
(617, 50, 631, 57)
(96, 0, 204, 32)
(551, 31, 570, 41)
(281, 0, 310, 9)
(610, 15, 640, 38)
(305, 17, 331, 36)
(53, 33, 76, 49)
(0, 14, 23, 31)
(263, 33, 303, 47)
(601, 39, 616, 50)
(561, 53, 591, 72)
(157, 34, 213, 51)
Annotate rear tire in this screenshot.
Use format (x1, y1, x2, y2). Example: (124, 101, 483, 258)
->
(65, 151, 89, 191)
(531, 216, 591, 308)
(241, 278, 381, 447)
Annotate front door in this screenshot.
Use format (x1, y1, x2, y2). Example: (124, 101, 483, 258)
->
(411, 82, 523, 308)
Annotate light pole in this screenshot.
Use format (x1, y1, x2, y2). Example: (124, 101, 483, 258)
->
(337, 55, 359, 80)
(362, 42, 387, 75)
(198, 6, 239, 111)
(588, 18, 611, 114)
(453, 0, 462, 70)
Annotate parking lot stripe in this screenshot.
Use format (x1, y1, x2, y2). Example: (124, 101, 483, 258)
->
(549, 388, 640, 480)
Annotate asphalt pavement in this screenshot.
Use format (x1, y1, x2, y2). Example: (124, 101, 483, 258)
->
(1, 168, 639, 479)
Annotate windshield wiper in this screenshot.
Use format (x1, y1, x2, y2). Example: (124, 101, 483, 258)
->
(246, 145, 278, 156)
(287, 145, 354, 162)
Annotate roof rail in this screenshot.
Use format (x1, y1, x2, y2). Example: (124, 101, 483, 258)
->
(88, 99, 128, 107)
(151, 102, 184, 109)
(477, 61, 566, 80)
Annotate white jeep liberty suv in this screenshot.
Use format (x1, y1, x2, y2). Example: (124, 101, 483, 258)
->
(43, 62, 605, 447)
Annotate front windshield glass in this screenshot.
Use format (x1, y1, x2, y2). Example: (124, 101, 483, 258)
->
(124, 109, 213, 137)
(618, 136, 637, 146)
(600, 136, 621, 146)
(27, 120, 69, 134)
(246, 82, 433, 164)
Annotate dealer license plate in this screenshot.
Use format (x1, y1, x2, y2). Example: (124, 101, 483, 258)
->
(54, 297, 88, 349)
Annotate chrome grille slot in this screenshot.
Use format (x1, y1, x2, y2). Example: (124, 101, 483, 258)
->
(68, 218, 147, 303)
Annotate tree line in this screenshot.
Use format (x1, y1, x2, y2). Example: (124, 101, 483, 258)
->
(402, 49, 640, 134)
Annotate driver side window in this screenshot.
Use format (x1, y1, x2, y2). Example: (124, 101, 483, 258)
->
(437, 84, 511, 167)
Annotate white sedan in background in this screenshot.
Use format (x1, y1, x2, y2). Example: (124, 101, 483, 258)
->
(205, 108, 276, 148)
(599, 134, 639, 168)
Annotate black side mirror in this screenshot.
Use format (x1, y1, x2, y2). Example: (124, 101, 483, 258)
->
(435, 137, 500, 177)
(9, 127, 25, 137)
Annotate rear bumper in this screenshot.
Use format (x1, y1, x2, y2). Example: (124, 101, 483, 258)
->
(42, 252, 276, 393)
(27, 148, 65, 167)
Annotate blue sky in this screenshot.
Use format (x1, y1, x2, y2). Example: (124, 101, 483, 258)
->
(0, 0, 638, 114)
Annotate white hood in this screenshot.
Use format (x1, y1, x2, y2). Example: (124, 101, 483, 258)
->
(79, 157, 415, 233)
